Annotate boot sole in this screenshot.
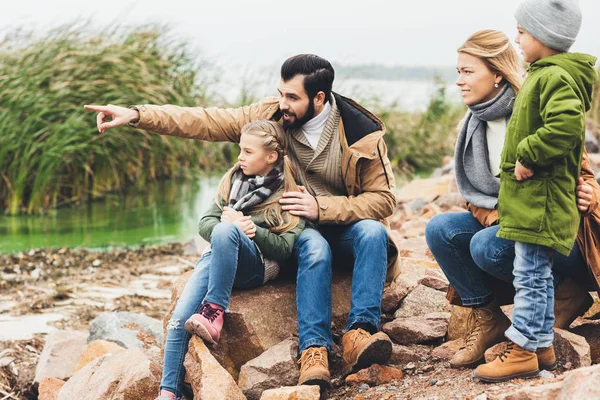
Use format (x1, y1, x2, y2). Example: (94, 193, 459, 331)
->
(555, 294, 594, 329)
(473, 369, 539, 383)
(343, 336, 393, 376)
(184, 319, 218, 347)
(298, 374, 331, 390)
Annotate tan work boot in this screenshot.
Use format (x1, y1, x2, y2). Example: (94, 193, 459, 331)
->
(554, 276, 594, 329)
(474, 341, 539, 383)
(536, 345, 557, 371)
(297, 347, 330, 388)
(450, 300, 512, 369)
(342, 329, 392, 375)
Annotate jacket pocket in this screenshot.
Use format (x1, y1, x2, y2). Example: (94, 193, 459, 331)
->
(498, 173, 548, 233)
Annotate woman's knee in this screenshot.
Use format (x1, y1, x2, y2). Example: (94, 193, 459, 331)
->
(425, 213, 459, 248)
(470, 228, 514, 278)
(211, 221, 242, 242)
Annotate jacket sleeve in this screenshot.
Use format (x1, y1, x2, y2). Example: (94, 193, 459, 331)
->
(252, 218, 306, 262)
(581, 149, 600, 216)
(132, 97, 280, 142)
(315, 139, 396, 224)
(197, 200, 223, 242)
(516, 73, 585, 168)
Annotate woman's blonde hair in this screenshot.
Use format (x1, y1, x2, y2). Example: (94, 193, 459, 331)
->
(215, 120, 300, 234)
(458, 29, 523, 93)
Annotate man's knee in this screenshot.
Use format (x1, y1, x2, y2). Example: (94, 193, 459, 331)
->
(295, 229, 332, 266)
(351, 219, 388, 244)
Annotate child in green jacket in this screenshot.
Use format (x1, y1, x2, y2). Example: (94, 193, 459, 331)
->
(474, 0, 597, 383)
(157, 120, 305, 400)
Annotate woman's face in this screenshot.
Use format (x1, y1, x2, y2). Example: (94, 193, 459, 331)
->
(456, 52, 502, 106)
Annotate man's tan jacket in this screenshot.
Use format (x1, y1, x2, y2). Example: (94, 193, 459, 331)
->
(134, 94, 400, 281)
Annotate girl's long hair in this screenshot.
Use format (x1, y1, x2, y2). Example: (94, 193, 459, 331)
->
(458, 29, 523, 94)
(215, 120, 300, 234)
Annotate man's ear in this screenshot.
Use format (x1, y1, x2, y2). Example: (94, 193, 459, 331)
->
(314, 91, 326, 107)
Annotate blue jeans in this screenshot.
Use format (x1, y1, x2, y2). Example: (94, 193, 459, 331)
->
(425, 212, 587, 307)
(160, 222, 265, 398)
(294, 220, 389, 352)
(505, 242, 555, 351)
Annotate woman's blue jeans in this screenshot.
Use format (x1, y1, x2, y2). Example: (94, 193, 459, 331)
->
(160, 222, 265, 398)
(425, 212, 588, 307)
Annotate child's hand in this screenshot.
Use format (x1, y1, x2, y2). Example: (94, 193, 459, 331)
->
(234, 216, 257, 239)
(515, 161, 534, 181)
(221, 206, 244, 222)
(576, 177, 593, 212)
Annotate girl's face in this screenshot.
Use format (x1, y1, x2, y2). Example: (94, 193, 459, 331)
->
(238, 133, 278, 177)
(515, 25, 546, 63)
(456, 52, 502, 106)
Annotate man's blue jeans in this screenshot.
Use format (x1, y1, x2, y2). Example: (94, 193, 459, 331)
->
(160, 222, 265, 398)
(505, 242, 555, 351)
(294, 220, 389, 353)
(425, 212, 587, 307)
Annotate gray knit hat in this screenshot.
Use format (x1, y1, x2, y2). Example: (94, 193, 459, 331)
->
(515, 0, 582, 52)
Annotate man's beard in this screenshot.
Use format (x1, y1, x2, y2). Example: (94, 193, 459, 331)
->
(282, 99, 315, 130)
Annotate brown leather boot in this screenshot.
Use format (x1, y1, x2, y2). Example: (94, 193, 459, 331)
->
(297, 347, 330, 388)
(536, 345, 557, 371)
(450, 300, 512, 369)
(554, 276, 594, 329)
(474, 341, 539, 383)
(342, 329, 392, 375)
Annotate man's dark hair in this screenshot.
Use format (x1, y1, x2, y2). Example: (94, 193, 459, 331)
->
(281, 54, 335, 103)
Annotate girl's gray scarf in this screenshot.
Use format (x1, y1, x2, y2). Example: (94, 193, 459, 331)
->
(455, 84, 515, 209)
(228, 161, 284, 211)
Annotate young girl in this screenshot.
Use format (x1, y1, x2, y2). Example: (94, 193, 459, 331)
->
(156, 120, 305, 400)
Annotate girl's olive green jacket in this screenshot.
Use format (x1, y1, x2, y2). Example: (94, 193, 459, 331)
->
(198, 188, 305, 262)
(498, 53, 597, 255)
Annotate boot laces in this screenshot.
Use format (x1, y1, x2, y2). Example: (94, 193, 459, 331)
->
(298, 348, 326, 371)
(198, 303, 222, 323)
(463, 307, 492, 349)
(352, 328, 371, 347)
(498, 341, 514, 362)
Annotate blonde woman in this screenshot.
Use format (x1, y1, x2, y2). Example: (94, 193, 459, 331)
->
(157, 120, 305, 400)
(425, 30, 599, 369)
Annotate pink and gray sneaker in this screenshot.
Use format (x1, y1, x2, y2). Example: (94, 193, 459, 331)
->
(184, 302, 224, 347)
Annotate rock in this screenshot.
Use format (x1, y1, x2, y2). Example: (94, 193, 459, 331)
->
(381, 277, 417, 312)
(433, 193, 466, 211)
(398, 218, 428, 238)
(390, 344, 430, 365)
(75, 340, 125, 371)
(585, 130, 600, 153)
(34, 330, 88, 383)
(345, 364, 403, 386)
(38, 377, 65, 400)
(582, 292, 600, 318)
(238, 337, 299, 400)
(395, 237, 435, 261)
(553, 328, 591, 369)
(259, 385, 320, 400)
(485, 342, 507, 363)
(383, 312, 450, 344)
(183, 337, 246, 400)
(571, 319, 600, 364)
(57, 348, 161, 400)
(431, 339, 465, 360)
(447, 306, 473, 341)
(394, 284, 450, 319)
(165, 270, 352, 374)
(184, 236, 209, 256)
(396, 175, 455, 204)
(89, 312, 163, 349)
(417, 269, 449, 291)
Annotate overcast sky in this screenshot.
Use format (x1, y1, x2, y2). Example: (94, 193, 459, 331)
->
(3, 0, 599, 69)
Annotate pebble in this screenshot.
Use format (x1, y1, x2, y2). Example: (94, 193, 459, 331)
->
(473, 394, 488, 400)
(430, 378, 438, 386)
(92, 259, 101, 267)
(539, 370, 554, 379)
(359, 383, 370, 392)
(404, 362, 416, 370)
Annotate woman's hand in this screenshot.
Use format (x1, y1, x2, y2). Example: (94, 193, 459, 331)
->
(576, 177, 593, 213)
(234, 216, 257, 239)
(515, 160, 534, 181)
(221, 206, 244, 222)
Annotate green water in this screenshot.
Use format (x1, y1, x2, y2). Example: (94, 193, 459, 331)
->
(0, 177, 220, 254)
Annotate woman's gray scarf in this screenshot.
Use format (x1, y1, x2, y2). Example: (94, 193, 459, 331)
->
(455, 84, 515, 209)
(228, 161, 284, 211)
